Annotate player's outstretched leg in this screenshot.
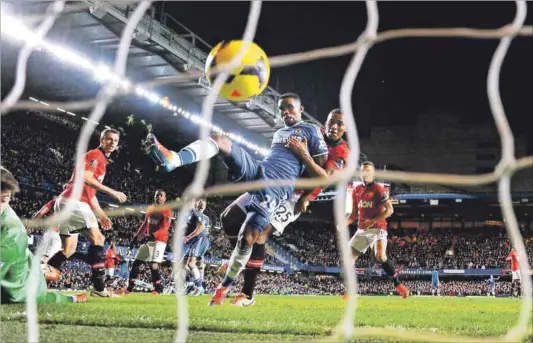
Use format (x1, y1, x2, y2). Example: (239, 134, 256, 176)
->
(144, 133, 222, 172)
(42, 292, 88, 304)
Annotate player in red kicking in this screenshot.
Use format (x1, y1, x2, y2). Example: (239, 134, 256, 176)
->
(45, 128, 127, 298)
(127, 190, 172, 295)
(345, 161, 409, 298)
(506, 248, 522, 297)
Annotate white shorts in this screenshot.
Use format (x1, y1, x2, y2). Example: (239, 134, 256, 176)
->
(235, 192, 300, 236)
(54, 198, 98, 235)
(349, 228, 388, 254)
(42, 230, 62, 258)
(105, 268, 115, 277)
(511, 270, 522, 281)
(136, 241, 166, 263)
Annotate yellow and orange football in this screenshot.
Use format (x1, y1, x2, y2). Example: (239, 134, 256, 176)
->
(205, 40, 270, 102)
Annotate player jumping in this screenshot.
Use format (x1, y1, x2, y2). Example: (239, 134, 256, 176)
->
(506, 248, 521, 297)
(219, 108, 350, 306)
(345, 161, 410, 298)
(182, 198, 211, 296)
(0, 166, 86, 304)
(46, 128, 127, 298)
(127, 190, 172, 295)
(145, 93, 329, 306)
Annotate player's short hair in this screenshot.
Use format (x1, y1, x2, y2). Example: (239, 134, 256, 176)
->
(155, 189, 166, 195)
(361, 161, 374, 168)
(279, 93, 301, 103)
(1, 166, 20, 193)
(100, 128, 120, 141)
(329, 108, 342, 116)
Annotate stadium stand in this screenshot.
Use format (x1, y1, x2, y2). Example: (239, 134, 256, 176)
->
(3, 111, 532, 297)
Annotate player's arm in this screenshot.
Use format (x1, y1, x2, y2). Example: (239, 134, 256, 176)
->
(31, 200, 54, 220)
(160, 210, 172, 232)
(505, 252, 512, 261)
(286, 138, 328, 178)
(346, 208, 357, 226)
(133, 212, 150, 242)
(343, 190, 357, 227)
(184, 223, 204, 242)
(363, 199, 394, 229)
(27, 200, 55, 232)
(88, 196, 112, 230)
(84, 169, 126, 203)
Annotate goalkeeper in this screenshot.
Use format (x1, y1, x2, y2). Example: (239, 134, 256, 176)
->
(1, 166, 86, 304)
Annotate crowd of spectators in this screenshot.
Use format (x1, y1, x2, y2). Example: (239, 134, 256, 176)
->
(3, 111, 532, 297)
(274, 222, 533, 270)
(50, 261, 516, 297)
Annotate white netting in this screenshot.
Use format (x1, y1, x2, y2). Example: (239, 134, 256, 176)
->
(1, 0, 532, 342)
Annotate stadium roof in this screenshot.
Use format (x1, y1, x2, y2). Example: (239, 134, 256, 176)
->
(3, 1, 323, 146)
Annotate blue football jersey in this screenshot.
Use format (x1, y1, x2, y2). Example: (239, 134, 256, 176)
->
(432, 271, 439, 284)
(260, 121, 328, 197)
(184, 210, 210, 237)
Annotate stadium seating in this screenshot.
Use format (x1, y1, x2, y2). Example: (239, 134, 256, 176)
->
(3, 111, 532, 296)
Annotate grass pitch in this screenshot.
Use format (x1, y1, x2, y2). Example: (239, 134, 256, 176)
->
(1, 294, 531, 342)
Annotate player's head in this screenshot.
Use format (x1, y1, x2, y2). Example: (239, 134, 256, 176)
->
(325, 109, 346, 141)
(195, 198, 207, 211)
(360, 161, 375, 184)
(99, 128, 120, 154)
(154, 189, 167, 204)
(1, 166, 19, 208)
(278, 93, 303, 127)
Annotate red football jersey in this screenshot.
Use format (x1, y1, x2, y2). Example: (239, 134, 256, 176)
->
(105, 247, 116, 268)
(350, 182, 390, 230)
(508, 249, 519, 271)
(143, 205, 173, 244)
(308, 139, 349, 201)
(61, 148, 109, 204)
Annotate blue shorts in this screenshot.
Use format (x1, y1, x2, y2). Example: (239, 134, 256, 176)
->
(222, 143, 287, 232)
(432, 281, 439, 288)
(183, 236, 210, 258)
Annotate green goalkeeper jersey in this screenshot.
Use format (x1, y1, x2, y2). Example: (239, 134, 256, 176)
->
(1, 204, 48, 303)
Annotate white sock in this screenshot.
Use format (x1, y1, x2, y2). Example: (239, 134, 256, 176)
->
(222, 245, 253, 287)
(172, 138, 220, 168)
(199, 264, 205, 281)
(190, 265, 201, 282)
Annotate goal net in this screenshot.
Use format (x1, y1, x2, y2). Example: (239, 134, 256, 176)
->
(0, 1, 532, 342)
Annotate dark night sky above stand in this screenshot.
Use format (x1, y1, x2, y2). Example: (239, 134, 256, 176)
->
(157, 1, 532, 145)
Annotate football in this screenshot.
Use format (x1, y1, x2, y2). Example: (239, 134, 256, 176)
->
(205, 40, 270, 102)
